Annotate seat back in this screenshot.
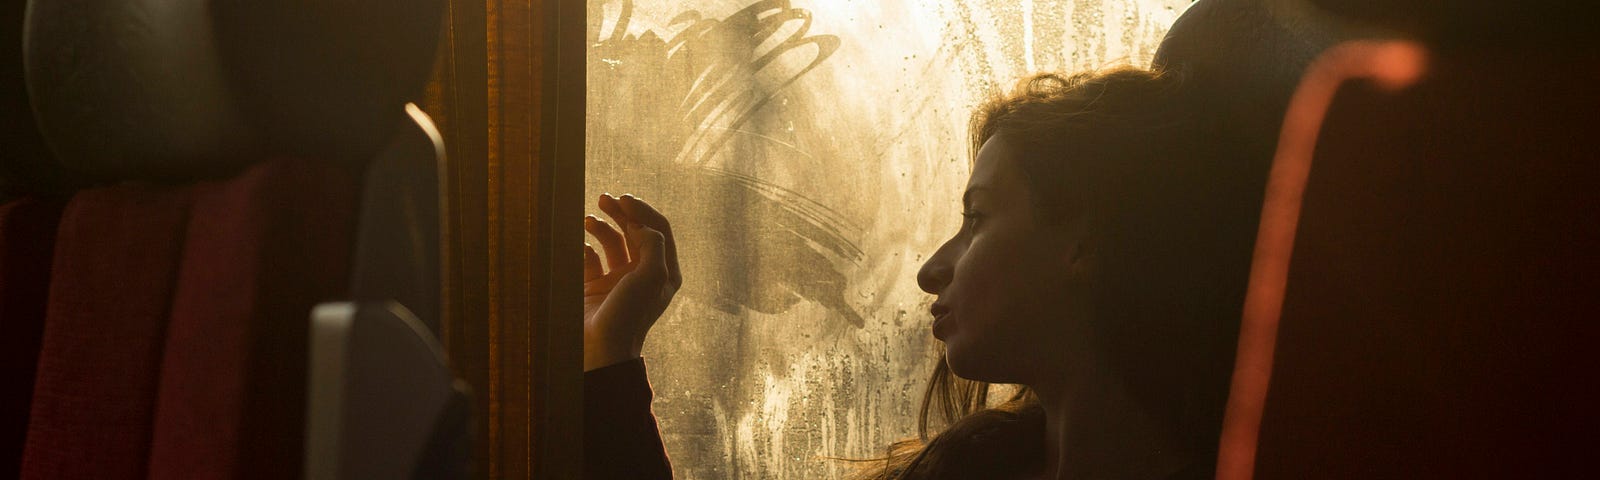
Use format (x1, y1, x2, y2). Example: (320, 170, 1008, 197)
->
(22, 187, 193, 478)
(14, 0, 449, 478)
(1218, 4, 1600, 476)
(146, 158, 361, 479)
(349, 104, 446, 332)
(1254, 44, 1599, 479)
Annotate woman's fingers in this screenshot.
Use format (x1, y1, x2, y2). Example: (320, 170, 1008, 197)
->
(628, 223, 670, 283)
(583, 243, 603, 281)
(598, 193, 630, 231)
(584, 215, 629, 271)
(598, 193, 638, 262)
(583, 192, 676, 372)
(598, 192, 626, 216)
(616, 195, 681, 285)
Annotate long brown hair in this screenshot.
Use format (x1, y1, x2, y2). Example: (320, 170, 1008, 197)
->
(849, 66, 1248, 479)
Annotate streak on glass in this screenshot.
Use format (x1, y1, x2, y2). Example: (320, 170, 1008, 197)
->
(584, 1, 1189, 477)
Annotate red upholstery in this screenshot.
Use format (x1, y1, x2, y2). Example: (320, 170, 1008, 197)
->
(1239, 47, 1600, 478)
(21, 186, 192, 479)
(0, 197, 65, 477)
(16, 1, 442, 475)
(147, 159, 359, 479)
(20, 158, 359, 479)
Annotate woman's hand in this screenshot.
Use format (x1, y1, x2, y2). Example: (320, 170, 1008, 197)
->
(583, 193, 682, 371)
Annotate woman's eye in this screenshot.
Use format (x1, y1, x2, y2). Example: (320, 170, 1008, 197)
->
(961, 211, 983, 229)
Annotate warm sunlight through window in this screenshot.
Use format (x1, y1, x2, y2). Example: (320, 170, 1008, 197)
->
(585, 0, 1188, 477)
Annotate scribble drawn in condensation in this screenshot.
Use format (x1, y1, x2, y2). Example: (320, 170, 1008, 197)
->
(588, 0, 867, 326)
(588, 1, 1187, 477)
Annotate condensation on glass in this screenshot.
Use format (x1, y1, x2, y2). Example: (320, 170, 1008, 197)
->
(584, 1, 1189, 477)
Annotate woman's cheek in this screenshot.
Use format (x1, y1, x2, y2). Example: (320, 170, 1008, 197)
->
(959, 237, 1030, 342)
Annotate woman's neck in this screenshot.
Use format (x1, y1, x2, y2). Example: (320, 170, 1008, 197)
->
(1027, 370, 1191, 480)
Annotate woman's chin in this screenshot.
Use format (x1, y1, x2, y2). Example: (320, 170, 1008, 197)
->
(944, 342, 1017, 384)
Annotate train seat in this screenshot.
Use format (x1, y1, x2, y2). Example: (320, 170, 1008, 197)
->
(1220, 2, 1600, 478)
(8, 0, 459, 478)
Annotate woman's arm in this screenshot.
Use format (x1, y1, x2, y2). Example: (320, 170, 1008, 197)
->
(585, 357, 671, 479)
(581, 193, 682, 479)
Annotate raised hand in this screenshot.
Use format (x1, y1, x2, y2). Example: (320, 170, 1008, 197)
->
(583, 193, 683, 371)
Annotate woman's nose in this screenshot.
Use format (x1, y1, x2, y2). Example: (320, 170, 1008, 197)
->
(917, 242, 955, 295)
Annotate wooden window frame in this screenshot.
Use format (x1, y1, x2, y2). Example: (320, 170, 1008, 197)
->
(424, 0, 586, 477)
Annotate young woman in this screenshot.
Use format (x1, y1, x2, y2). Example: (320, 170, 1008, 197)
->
(581, 66, 1256, 480)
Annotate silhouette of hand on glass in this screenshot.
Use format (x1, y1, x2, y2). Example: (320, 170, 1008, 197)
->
(583, 193, 683, 371)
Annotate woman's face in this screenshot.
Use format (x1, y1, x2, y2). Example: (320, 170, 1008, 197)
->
(918, 134, 1094, 385)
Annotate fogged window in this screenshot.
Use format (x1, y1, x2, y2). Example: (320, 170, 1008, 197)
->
(585, 0, 1188, 477)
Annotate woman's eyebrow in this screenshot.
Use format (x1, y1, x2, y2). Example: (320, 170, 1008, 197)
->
(962, 186, 991, 207)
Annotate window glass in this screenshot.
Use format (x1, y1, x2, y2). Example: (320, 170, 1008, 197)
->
(585, 1, 1189, 477)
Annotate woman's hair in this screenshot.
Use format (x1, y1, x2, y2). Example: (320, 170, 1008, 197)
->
(849, 66, 1255, 479)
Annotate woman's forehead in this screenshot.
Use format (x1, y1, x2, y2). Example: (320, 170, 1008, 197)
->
(967, 135, 1024, 194)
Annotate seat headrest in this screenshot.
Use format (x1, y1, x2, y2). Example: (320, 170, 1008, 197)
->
(24, 0, 443, 181)
(1307, 0, 1598, 47)
(2, 0, 78, 195)
(1153, 0, 1359, 149)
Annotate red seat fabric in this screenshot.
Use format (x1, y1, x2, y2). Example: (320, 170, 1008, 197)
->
(21, 186, 192, 479)
(0, 197, 65, 477)
(147, 158, 359, 479)
(1251, 49, 1600, 478)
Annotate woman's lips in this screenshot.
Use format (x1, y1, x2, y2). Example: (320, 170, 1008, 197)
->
(930, 303, 952, 340)
(931, 315, 951, 340)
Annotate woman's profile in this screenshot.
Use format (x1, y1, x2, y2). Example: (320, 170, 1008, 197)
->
(581, 66, 1256, 480)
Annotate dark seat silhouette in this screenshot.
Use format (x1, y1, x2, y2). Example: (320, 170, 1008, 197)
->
(4, 0, 463, 478)
(1216, 2, 1600, 478)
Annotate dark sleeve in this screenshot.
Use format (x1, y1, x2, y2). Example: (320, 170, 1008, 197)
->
(584, 357, 673, 480)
